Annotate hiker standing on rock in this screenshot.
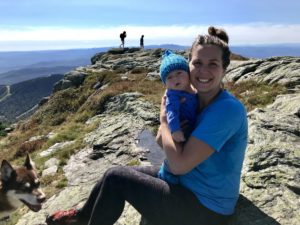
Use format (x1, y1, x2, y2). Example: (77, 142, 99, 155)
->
(46, 26, 248, 225)
(119, 31, 126, 48)
(140, 35, 144, 49)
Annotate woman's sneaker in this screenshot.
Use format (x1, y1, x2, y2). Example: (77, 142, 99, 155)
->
(46, 208, 86, 225)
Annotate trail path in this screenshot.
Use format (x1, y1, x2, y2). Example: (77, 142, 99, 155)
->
(0, 85, 11, 102)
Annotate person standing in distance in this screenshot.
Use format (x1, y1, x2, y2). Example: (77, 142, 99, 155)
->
(119, 31, 127, 48)
(140, 35, 144, 49)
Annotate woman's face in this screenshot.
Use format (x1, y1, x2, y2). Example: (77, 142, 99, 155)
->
(189, 45, 224, 96)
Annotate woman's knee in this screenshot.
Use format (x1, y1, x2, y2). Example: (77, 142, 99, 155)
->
(104, 166, 124, 177)
(102, 166, 130, 186)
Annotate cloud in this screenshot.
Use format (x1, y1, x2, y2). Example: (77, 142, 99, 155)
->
(0, 23, 300, 51)
(225, 23, 300, 45)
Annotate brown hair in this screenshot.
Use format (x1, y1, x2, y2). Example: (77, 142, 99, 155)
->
(189, 26, 231, 70)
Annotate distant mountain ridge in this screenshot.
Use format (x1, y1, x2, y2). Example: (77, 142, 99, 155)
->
(0, 66, 74, 85)
(0, 74, 63, 122)
(1, 44, 299, 71)
(231, 45, 300, 58)
(1, 44, 299, 82)
(147, 44, 300, 58)
(0, 48, 108, 73)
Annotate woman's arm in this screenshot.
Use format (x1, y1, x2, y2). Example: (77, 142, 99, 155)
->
(160, 123, 214, 175)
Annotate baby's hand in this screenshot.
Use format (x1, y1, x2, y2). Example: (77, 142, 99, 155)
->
(172, 131, 186, 143)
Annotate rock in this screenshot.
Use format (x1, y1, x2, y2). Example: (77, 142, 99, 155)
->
(4, 127, 13, 133)
(44, 158, 59, 169)
(53, 79, 73, 92)
(85, 49, 163, 74)
(29, 135, 47, 142)
(39, 141, 75, 157)
(39, 96, 50, 106)
(91, 52, 106, 65)
(146, 72, 160, 81)
(226, 57, 300, 89)
(237, 93, 300, 225)
(42, 165, 58, 176)
(64, 71, 87, 86)
(46, 132, 57, 139)
(53, 71, 87, 92)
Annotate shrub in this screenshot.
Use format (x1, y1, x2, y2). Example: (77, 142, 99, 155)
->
(15, 139, 46, 157)
(0, 122, 7, 136)
(131, 66, 148, 74)
(226, 80, 288, 111)
(127, 159, 141, 166)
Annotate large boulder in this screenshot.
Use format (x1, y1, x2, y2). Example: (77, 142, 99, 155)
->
(226, 57, 300, 89)
(53, 71, 87, 92)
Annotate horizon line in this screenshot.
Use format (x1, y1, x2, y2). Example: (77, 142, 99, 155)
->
(1, 43, 300, 53)
(1, 23, 300, 51)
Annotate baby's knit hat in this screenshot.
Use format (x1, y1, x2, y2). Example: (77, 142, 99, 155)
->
(159, 50, 189, 84)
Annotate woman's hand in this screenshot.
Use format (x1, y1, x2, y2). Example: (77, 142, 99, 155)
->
(171, 130, 186, 143)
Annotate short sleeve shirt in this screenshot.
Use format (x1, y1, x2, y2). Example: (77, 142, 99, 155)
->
(179, 90, 248, 215)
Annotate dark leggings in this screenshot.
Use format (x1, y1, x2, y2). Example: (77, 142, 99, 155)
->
(78, 166, 230, 225)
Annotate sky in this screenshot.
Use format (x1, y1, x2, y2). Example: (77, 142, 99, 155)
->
(0, 0, 300, 51)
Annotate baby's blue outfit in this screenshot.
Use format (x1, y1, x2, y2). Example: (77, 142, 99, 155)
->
(158, 90, 248, 215)
(166, 89, 198, 134)
(158, 89, 198, 184)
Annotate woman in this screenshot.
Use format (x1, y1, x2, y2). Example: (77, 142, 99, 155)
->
(46, 26, 248, 225)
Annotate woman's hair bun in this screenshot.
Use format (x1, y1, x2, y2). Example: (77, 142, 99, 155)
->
(208, 26, 229, 44)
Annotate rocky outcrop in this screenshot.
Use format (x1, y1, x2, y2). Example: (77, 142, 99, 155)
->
(226, 58, 300, 225)
(15, 93, 160, 225)
(53, 71, 87, 92)
(13, 50, 300, 225)
(237, 93, 300, 225)
(227, 57, 300, 89)
(87, 48, 166, 75)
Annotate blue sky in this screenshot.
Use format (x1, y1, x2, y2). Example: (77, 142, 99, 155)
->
(0, 0, 300, 51)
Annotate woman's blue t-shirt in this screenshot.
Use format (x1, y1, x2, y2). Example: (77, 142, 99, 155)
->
(179, 90, 248, 215)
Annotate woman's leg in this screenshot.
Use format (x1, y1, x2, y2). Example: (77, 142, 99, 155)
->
(77, 166, 159, 220)
(46, 166, 158, 225)
(85, 166, 230, 225)
(47, 165, 230, 225)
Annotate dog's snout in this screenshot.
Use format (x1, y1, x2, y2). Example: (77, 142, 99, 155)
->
(38, 194, 46, 203)
(36, 190, 46, 203)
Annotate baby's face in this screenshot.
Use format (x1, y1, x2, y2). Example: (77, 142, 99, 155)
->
(165, 70, 190, 91)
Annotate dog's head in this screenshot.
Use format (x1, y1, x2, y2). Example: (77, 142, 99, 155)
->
(0, 154, 46, 212)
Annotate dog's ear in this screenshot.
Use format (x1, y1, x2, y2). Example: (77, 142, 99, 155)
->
(1, 160, 15, 181)
(24, 154, 35, 170)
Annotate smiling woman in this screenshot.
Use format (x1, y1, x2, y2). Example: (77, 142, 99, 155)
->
(156, 26, 248, 224)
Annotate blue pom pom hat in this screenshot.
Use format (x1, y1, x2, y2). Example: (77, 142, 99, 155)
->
(159, 50, 189, 84)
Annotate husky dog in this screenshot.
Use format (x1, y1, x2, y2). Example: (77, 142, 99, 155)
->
(0, 154, 46, 219)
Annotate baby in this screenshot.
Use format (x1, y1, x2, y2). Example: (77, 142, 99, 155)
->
(158, 50, 198, 184)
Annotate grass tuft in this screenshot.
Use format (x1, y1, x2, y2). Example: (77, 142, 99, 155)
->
(226, 80, 288, 111)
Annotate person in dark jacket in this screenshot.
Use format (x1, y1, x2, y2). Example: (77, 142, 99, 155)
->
(119, 31, 126, 48)
(140, 35, 144, 49)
